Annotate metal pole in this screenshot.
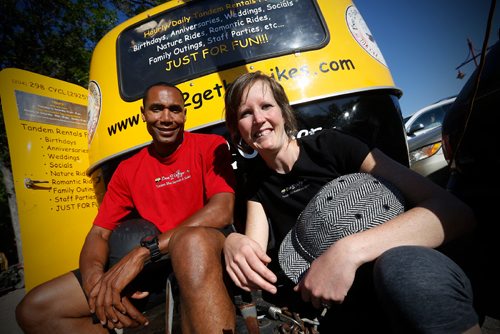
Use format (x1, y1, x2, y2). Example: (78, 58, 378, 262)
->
(467, 38, 479, 67)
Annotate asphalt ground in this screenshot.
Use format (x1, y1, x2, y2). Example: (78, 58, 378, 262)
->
(2, 287, 499, 334)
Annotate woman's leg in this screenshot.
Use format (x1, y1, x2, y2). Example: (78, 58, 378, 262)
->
(374, 245, 479, 334)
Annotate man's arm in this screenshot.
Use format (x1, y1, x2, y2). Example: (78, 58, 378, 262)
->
(81, 225, 149, 329)
(79, 225, 111, 299)
(87, 191, 234, 329)
(157, 192, 235, 254)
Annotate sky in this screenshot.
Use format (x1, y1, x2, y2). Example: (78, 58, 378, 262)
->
(354, 0, 499, 117)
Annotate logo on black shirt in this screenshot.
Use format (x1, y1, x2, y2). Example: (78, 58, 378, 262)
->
(280, 180, 309, 198)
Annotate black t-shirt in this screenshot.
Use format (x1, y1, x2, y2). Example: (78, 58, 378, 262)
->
(247, 129, 372, 257)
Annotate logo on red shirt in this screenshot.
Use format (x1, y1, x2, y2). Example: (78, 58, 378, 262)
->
(154, 169, 191, 188)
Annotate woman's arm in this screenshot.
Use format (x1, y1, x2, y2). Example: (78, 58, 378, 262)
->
(352, 148, 476, 264)
(295, 148, 476, 306)
(224, 200, 278, 293)
(245, 200, 270, 251)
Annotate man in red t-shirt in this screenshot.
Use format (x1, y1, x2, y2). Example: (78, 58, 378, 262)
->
(17, 83, 237, 333)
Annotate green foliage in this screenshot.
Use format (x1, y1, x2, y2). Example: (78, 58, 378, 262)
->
(1, 1, 117, 87)
(0, 0, 167, 165)
(0, 0, 168, 85)
(0, 0, 165, 266)
(0, 0, 166, 163)
(110, 0, 164, 18)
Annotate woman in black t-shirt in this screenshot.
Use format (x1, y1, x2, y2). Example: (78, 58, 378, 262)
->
(223, 71, 481, 333)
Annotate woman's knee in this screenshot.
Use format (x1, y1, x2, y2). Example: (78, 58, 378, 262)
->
(374, 245, 426, 284)
(374, 246, 469, 293)
(373, 246, 478, 331)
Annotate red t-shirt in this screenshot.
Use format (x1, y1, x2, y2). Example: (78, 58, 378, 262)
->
(93, 132, 235, 232)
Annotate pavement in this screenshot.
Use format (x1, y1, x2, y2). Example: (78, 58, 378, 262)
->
(0, 288, 24, 334)
(2, 287, 499, 334)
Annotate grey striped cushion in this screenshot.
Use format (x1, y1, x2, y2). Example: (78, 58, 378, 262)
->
(278, 173, 405, 284)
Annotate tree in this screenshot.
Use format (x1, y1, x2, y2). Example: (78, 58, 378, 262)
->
(0, 0, 163, 270)
(110, 0, 161, 18)
(1, 1, 119, 85)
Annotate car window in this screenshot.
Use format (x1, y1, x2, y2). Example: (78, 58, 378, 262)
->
(421, 107, 443, 128)
(410, 103, 451, 134)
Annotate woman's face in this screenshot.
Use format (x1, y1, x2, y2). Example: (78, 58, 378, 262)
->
(237, 80, 288, 153)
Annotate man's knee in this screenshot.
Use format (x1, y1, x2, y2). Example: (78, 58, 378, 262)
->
(16, 293, 35, 328)
(170, 227, 225, 258)
(17, 272, 90, 330)
(16, 284, 52, 329)
(169, 227, 225, 282)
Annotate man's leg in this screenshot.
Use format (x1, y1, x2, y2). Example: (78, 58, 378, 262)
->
(16, 271, 109, 334)
(16, 219, 161, 334)
(169, 226, 236, 334)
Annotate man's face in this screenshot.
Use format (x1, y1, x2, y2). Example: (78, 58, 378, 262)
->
(141, 85, 186, 156)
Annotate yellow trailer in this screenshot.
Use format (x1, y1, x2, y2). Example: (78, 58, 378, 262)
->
(1, 0, 408, 290)
(87, 0, 407, 193)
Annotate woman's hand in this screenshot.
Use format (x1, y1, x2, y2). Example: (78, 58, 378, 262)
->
(224, 233, 278, 294)
(294, 240, 359, 308)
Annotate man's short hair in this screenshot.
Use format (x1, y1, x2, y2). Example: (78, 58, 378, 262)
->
(142, 82, 183, 107)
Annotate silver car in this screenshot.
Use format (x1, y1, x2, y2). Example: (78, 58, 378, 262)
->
(405, 96, 456, 186)
(407, 126, 447, 180)
(405, 96, 456, 138)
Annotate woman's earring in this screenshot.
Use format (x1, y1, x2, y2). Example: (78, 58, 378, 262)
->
(238, 138, 249, 151)
(238, 138, 258, 159)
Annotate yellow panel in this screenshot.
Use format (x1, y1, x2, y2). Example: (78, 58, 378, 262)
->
(0, 68, 98, 291)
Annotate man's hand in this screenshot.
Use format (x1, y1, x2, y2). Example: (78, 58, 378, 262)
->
(88, 247, 150, 329)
